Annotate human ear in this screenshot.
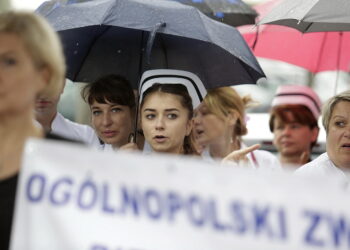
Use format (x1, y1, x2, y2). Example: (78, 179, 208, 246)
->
(311, 127, 319, 143)
(185, 119, 193, 136)
(227, 109, 238, 126)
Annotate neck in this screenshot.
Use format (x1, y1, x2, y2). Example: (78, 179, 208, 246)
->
(0, 110, 43, 180)
(35, 110, 57, 132)
(279, 154, 305, 167)
(209, 135, 240, 159)
(112, 140, 127, 150)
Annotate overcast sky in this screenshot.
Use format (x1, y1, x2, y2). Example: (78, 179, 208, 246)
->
(12, 0, 46, 9)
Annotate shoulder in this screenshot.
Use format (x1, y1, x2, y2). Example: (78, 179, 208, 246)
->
(239, 142, 280, 170)
(53, 113, 94, 132)
(45, 132, 85, 145)
(295, 153, 330, 176)
(51, 113, 99, 146)
(253, 149, 276, 159)
(251, 149, 281, 170)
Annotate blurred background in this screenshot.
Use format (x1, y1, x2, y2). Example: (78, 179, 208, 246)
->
(2, 0, 349, 155)
(5, 0, 349, 111)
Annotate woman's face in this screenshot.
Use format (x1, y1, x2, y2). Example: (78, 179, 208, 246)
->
(0, 33, 48, 116)
(273, 112, 318, 158)
(141, 92, 192, 154)
(326, 101, 350, 169)
(193, 103, 232, 146)
(91, 100, 133, 148)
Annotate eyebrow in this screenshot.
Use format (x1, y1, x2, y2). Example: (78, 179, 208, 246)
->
(143, 108, 180, 112)
(0, 51, 16, 57)
(91, 106, 101, 110)
(143, 108, 155, 112)
(91, 103, 120, 108)
(332, 115, 346, 119)
(165, 108, 179, 112)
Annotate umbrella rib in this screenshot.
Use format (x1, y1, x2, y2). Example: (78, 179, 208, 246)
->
(334, 31, 343, 94)
(314, 32, 327, 73)
(193, 10, 212, 42)
(303, 21, 313, 33)
(160, 35, 168, 68)
(251, 25, 260, 50)
(146, 22, 166, 65)
(133, 30, 147, 143)
(100, 0, 117, 24)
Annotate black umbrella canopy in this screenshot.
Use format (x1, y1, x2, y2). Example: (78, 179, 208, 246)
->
(165, 0, 258, 27)
(38, 0, 265, 88)
(258, 0, 350, 33)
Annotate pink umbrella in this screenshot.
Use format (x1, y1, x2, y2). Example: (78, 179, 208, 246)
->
(238, 0, 350, 73)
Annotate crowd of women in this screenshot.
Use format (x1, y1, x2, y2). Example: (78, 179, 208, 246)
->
(1, 10, 350, 250)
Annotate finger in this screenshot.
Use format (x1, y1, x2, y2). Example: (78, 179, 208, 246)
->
(128, 133, 135, 143)
(228, 144, 260, 160)
(223, 144, 261, 163)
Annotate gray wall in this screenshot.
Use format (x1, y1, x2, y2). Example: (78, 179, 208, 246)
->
(0, 0, 11, 12)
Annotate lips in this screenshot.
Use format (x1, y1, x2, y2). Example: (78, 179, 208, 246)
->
(341, 143, 350, 148)
(102, 131, 117, 138)
(281, 141, 293, 146)
(36, 100, 51, 108)
(195, 129, 204, 136)
(153, 135, 167, 143)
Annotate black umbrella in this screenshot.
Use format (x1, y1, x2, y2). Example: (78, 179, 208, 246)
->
(37, 0, 264, 90)
(165, 0, 258, 27)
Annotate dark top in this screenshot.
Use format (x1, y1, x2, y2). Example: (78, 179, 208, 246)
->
(0, 174, 18, 250)
(0, 133, 83, 250)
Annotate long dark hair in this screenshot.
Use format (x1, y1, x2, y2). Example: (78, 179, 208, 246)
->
(141, 83, 198, 155)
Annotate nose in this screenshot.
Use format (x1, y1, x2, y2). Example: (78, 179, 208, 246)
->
(344, 125, 350, 138)
(155, 116, 165, 131)
(102, 113, 112, 127)
(281, 126, 292, 136)
(193, 113, 202, 125)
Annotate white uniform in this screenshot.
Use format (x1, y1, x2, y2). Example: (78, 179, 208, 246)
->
(51, 112, 100, 147)
(202, 142, 281, 171)
(296, 152, 350, 190)
(100, 143, 114, 151)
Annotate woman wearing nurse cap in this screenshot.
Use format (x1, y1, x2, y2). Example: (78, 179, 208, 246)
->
(137, 69, 207, 155)
(269, 85, 322, 168)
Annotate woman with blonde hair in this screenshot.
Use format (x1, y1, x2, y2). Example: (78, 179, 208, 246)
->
(0, 11, 67, 248)
(194, 87, 280, 169)
(296, 90, 350, 188)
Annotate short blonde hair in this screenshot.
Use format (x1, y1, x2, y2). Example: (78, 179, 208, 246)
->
(322, 90, 350, 133)
(0, 11, 65, 98)
(203, 87, 255, 137)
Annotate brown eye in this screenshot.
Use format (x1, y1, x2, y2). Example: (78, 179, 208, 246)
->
(167, 113, 178, 119)
(1, 57, 16, 66)
(145, 114, 155, 120)
(92, 110, 101, 116)
(335, 121, 345, 127)
(290, 123, 302, 129)
(111, 108, 122, 113)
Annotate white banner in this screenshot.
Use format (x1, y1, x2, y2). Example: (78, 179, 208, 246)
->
(10, 139, 350, 250)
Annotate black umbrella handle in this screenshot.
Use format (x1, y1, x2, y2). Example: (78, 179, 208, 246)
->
(146, 22, 166, 65)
